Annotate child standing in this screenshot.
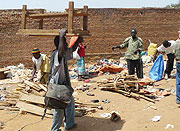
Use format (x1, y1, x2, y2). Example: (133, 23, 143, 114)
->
(77, 37, 86, 80)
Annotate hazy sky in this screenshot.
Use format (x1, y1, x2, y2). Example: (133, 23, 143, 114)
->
(0, 0, 178, 11)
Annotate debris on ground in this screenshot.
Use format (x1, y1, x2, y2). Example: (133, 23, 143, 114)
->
(151, 116, 161, 122)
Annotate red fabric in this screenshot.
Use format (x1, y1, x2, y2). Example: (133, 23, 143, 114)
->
(78, 43, 85, 57)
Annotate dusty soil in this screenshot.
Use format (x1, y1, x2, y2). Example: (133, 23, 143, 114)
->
(0, 65, 180, 131)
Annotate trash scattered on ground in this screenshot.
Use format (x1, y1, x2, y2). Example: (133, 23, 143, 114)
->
(91, 99, 99, 103)
(86, 92, 95, 96)
(151, 116, 161, 122)
(144, 103, 157, 110)
(99, 113, 111, 118)
(102, 99, 110, 103)
(99, 111, 121, 122)
(110, 111, 121, 122)
(165, 124, 174, 129)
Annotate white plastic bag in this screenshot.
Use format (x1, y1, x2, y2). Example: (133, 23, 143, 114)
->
(73, 48, 80, 59)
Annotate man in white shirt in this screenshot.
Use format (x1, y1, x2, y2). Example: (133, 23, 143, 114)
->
(31, 48, 50, 84)
(154, 40, 175, 79)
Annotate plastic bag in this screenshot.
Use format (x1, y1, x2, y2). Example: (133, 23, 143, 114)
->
(149, 54, 164, 81)
(148, 43, 157, 57)
(73, 48, 80, 59)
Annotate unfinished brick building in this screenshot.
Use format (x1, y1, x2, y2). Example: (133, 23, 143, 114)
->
(0, 8, 180, 67)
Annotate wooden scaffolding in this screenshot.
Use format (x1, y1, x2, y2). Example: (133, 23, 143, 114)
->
(17, 1, 90, 36)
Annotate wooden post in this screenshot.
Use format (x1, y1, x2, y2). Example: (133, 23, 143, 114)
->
(21, 5, 27, 29)
(39, 9, 44, 29)
(68, 1, 74, 34)
(83, 6, 88, 31)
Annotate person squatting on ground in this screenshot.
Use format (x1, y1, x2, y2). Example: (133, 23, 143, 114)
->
(112, 29, 144, 78)
(49, 29, 82, 131)
(174, 38, 180, 105)
(31, 48, 50, 84)
(154, 40, 175, 79)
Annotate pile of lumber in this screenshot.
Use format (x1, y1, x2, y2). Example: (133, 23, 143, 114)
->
(0, 80, 49, 117)
(0, 80, 98, 118)
(98, 74, 156, 103)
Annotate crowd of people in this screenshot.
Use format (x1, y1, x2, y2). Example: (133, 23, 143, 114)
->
(30, 28, 180, 131)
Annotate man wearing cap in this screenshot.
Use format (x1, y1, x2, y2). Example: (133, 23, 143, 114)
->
(112, 29, 144, 78)
(154, 40, 175, 79)
(31, 48, 50, 84)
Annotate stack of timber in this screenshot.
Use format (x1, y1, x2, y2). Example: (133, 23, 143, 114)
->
(0, 80, 97, 117)
(98, 73, 156, 103)
(0, 80, 49, 117)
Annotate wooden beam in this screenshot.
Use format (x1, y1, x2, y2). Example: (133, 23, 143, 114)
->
(27, 11, 87, 19)
(17, 29, 60, 36)
(83, 6, 88, 31)
(19, 94, 44, 105)
(21, 5, 27, 29)
(28, 12, 68, 19)
(68, 1, 74, 34)
(39, 9, 44, 29)
(17, 29, 90, 36)
(16, 101, 52, 118)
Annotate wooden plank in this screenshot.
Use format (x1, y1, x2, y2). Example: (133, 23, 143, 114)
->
(27, 9, 88, 19)
(16, 29, 60, 36)
(16, 101, 52, 118)
(23, 80, 41, 91)
(0, 106, 19, 111)
(17, 29, 90, 36)
(21, 5, 27, 29)
(83, 6, 88, 31)
(38, 84, 47, 92)
(39, 9, 44, 29)
(68, 1, 74, 34)
(19, 94, 44, 105)
(28, 12, 68, 19)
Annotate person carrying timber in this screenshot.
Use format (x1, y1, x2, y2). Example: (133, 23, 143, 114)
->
(154, 40, 175, 79)
(31, 48, 50, 84)
(112, 29, 144, 78)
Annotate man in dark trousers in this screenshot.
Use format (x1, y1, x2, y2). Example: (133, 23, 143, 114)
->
(154, 40, 175, 79)
(49, 29, 82, 131)
(112, 29, 144, 78)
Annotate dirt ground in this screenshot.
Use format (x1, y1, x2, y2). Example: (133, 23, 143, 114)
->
(0, 65, 180, 131)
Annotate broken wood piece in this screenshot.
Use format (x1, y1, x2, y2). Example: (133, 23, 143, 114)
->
(101, 87, 155, 103)
(0, 106, 19, 111)
(17, 84, 26, 88)
(16, 101, 52, 118)
(38, 84, 47, 92)
(23, 80, 41, 91)
(2, 101, 17, 105)
(19, 94, 44, 105)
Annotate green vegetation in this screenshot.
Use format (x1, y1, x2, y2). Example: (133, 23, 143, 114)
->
(166, 0, 180, 8)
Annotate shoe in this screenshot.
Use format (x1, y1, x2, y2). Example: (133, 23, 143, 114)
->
(176, 99, 180, 104)
(164, 74, 168, 80)
(64, 123, 77, 130)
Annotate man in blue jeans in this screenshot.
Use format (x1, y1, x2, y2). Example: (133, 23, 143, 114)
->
(174, 38, 180, 104)
(49, 29, 81, 131)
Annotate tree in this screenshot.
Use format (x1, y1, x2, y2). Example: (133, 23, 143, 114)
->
(166, 0, 180, 8)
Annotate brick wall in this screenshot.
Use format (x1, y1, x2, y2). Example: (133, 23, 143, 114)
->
(0, 8, 180, 67)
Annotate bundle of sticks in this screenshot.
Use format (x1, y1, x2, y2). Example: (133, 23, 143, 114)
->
(98, 74, 156, 103)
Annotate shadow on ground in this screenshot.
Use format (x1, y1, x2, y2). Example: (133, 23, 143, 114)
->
(71, 115, 126, 131)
